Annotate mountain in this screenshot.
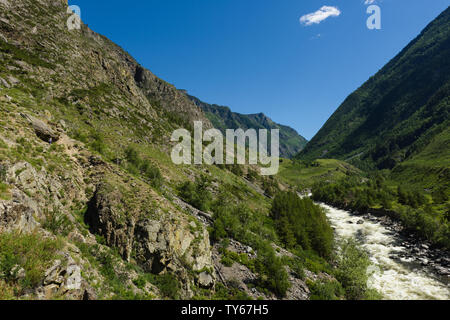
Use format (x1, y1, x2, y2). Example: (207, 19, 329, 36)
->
(298, 7, 450, 188)
(0, 0, 338, 301)
(186, 94, 308, 158)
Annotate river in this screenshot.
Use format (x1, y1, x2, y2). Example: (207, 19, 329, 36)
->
(320, 203, 450, 300)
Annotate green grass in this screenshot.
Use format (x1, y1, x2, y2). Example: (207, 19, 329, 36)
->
(0, 232, 62, 295)
(277, 158, 361, 190)
(297, 8, 450, 174)
(0, 39, 54, 69)
(75, 241, 155, 300)
(390, 127, 450, 191)
(0, 182, 11, 200)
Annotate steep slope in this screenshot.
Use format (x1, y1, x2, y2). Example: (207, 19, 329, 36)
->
(187, 93, 308, 158)
(298, 7, 450, 178)
(0, 0, 211, 151)
(0, 0, 219, 299)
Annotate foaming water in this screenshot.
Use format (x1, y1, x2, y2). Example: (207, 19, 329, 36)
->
(321, 203, 450, 300)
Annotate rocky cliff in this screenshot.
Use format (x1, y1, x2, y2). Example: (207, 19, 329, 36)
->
(0, 0, 217, 299)
(0, 0, 328, 300)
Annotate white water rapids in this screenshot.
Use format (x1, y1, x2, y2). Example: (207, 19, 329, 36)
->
(320, 203, 450, 300)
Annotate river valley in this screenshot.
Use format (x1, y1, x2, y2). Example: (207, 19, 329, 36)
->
(320, 203, 450, 300)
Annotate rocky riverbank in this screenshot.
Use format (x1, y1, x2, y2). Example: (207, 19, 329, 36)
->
(322, 203, 450, 299)
(362, 212, 450, 283)
(317, 198, 450, 281)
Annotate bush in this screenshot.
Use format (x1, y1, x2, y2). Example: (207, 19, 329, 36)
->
(219, 249, 255, 271)
(262, 177, 279, 198)
(432, 187, 449, 204)
(285, 257, 306, 280)
(76, 243, 148, 300)
(210, 205, 242, 242)
(132, 275, 147, 290)
(140, 160, 163, 188)
(124, 146, 164, 188)
(220, 255, 234, 267)
(150, 273, 180, 299)
(90, 131, 107, 155)
(247, 168, 258, 182)
(229, 164, 243, 177)
(125, 146, 140, 166)
(131, 272, 180, 299)
(209, 282, 253, 300)
(178, 176, 212, 212)
(254, 242, 290, 297)
(307, 279, 344, 300)
(334, 239, 379, 300)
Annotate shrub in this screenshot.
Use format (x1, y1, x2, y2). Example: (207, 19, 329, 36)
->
(178, 176, 212, 212)
(132, 275, 147, 290)
(210, 206, 241, 241)
(432, 187, 449, 204)
(247, 168, 258, 182)
(220, 255, 234, 267)
(219, 249, 255, 271)
(285, 257, 306, 280)
(90, 131, 106, 155)
(125, 146, 141, 167)
(209, 282, 253, 300)
(140, 160, 163, 188)
(124, 146, 164, 188)
(76, 243, 148, 300)
(229, 164, 243, 177)
(334, 239, 378, 300)
(262, 177, 279, 198)
(308, 279, 345, 300)
(150, 273, 180, 299)
(254, 242, 290, 297)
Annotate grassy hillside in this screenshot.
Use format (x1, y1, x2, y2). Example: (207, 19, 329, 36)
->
(298, 7, 450, 184)
(277, 159, 362, 190)
(187, 94, 308, 158)
(390, 126, 450, 191)
(0, 0, 381, 301)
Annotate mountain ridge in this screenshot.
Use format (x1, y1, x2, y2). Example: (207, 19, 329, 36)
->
(0, 0, 334, 301)
(298, 6, 450, 188)
(186, 93, 308, 158)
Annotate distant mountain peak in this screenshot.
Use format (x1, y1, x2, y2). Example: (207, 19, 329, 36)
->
(184, 93, 308, 158)
(298, 7, 450, 181)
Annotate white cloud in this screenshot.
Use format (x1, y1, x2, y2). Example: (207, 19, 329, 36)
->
(300, 6, 341, 26)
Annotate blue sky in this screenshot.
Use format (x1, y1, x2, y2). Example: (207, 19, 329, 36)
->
(68, 0, 449, 140)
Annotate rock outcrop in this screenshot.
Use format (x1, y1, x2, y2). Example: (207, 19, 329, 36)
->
(20, 113, 60, 143)
(85, 177, 216, 296)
